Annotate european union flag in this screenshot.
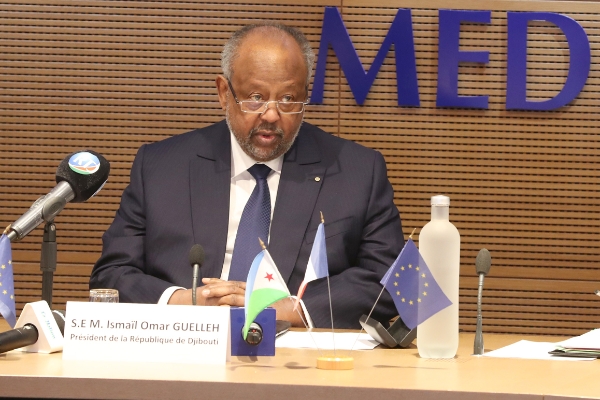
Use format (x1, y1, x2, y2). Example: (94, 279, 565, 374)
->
(381, 238, 452, 330)
(0, 234, 16, 327)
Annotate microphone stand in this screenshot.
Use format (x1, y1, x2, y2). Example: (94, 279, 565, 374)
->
(40, 198, 64, 310)
(40, 221, 57, 309)
(473, 273, 484, 355)
(192, 264, 199, 306)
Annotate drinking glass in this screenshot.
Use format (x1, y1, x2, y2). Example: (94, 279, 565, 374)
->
(89, 289, 119, 303)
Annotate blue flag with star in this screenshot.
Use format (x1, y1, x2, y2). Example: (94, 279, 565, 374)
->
(381, 238, 452, 330)
(0, 234, 16, 327)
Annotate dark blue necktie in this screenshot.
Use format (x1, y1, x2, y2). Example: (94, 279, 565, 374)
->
(228, 163, 272, 281)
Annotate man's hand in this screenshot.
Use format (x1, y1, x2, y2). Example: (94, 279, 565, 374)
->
(167, 280, 306, 328)
(167, 278, 246, 306)
(271, 297, 306, 327)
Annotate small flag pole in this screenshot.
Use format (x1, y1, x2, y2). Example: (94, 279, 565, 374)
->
(256, 238, 325, 355)
(316, 212, 353, 370)
(350, 228, 417, 352)
(243, 237, 291, 339)
(349, 287, 385, 353)
(323, 213, 336, 356)
(288, 298, 325, 357)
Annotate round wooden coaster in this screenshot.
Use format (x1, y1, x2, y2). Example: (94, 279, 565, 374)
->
(316, 356, 354, 370)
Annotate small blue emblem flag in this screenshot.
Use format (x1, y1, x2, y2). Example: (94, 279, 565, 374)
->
(0, 234, 16, 327)
(381, 238, 452, 330)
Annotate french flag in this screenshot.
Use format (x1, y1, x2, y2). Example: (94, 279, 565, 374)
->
(294, 221, 328, 310)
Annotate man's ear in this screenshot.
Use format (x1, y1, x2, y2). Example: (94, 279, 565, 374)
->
(216, 75, 228, 111)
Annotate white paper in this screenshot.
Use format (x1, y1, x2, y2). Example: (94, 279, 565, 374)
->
(557, 329, 600, 350)
(276, 331, 378, 350)
(482, 340, 596, 361)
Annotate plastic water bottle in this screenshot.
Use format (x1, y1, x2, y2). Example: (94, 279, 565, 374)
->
(417, 195, 460, 358)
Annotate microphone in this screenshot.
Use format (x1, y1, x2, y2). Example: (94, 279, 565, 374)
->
(189, 244, 205, 306)
(245, 322, 263, 345)
(474, 248, 491, 355)
(6, 150, 110, 242)
(0, 309, 65, 354)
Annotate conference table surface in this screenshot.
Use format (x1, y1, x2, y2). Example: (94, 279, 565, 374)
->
(0, 320, 598, 400)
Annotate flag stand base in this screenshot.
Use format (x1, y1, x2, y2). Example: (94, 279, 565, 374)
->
(359, 314, 416, 348)
(316, 356, 354, 370)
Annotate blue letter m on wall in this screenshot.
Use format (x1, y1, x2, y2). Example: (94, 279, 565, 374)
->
(311, 7, 420, 106)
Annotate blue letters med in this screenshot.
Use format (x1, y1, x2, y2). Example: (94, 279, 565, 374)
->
(311, 6, 420, 106)
(506, 12, 590, 110)
(436, 9, 491, 109)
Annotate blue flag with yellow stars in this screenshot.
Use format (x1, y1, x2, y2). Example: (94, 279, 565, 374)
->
(0, 234, 16, 327)
(381, 238, 452, 330)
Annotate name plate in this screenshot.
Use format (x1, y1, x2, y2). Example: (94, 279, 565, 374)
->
(62, 302, 230, 364)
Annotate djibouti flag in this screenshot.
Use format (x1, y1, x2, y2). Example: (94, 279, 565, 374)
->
(243, 249, 290, 339)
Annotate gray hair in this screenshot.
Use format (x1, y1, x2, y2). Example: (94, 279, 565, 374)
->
(221, 22, 315, 86)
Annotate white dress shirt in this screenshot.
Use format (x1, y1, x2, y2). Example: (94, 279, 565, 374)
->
(157, 131, 313, 326)
(220, 131, 282, 280)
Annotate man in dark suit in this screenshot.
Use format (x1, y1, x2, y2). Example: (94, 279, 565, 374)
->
(90, 22, 404, 329)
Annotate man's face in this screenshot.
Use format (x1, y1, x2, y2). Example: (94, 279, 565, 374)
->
(217, 30, 308, 162)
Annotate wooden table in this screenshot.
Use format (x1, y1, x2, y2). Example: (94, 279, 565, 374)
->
(0, 320, 598, 400)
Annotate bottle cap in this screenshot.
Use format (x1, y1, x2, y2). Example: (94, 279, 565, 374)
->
(431, 195, 450, 206)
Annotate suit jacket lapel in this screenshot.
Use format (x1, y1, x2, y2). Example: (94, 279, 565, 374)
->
(190, 122, 231, 279)
(269, 127, 326, 283)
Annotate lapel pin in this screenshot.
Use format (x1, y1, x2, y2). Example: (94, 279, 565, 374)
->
(314, 177, 321, 182)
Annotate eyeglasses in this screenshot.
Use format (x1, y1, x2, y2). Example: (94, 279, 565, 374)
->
(227, 79, 308, 114)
